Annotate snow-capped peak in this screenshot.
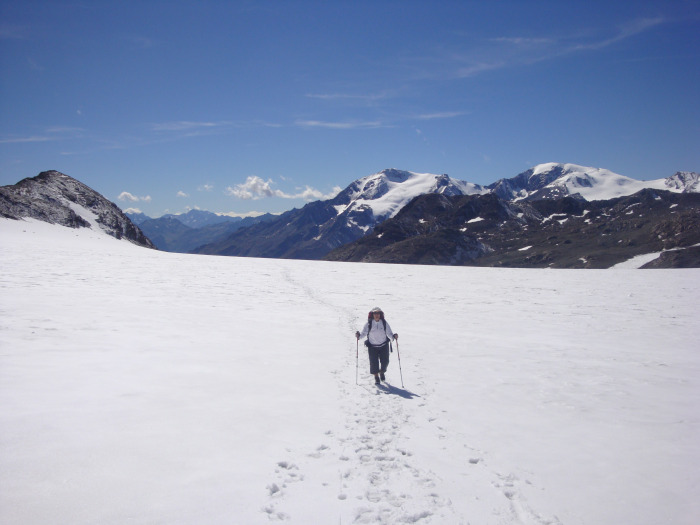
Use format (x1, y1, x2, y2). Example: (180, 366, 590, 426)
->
(336, 169, 485, 220)
(494, 163, 700, 202)
(532, 162, 627, 182)
(536, 163, 639, 200)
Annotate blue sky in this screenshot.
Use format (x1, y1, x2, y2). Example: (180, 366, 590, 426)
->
(1, 0, 698, 217)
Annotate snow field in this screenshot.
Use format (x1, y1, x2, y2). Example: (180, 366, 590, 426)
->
(1, 218, 699, 524)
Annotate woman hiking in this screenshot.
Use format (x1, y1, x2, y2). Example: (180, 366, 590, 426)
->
(356, 307, 399, 385)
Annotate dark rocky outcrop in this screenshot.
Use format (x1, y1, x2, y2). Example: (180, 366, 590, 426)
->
(0, 170, 155, 248)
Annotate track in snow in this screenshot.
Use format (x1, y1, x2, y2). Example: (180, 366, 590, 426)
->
(262, 268, 560, 524)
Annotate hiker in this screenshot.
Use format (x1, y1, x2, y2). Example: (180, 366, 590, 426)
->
(356, 307, 398, 385)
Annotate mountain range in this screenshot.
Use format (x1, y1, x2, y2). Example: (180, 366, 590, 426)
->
(128, 208, 240, 228)
(324, 189, 700, 268)
(193, 164, 699, 264)
(193, 168, 483, 258)
(2, 164, 698, 268)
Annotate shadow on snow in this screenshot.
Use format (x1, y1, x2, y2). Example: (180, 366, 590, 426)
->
(360, 382, 421, 399)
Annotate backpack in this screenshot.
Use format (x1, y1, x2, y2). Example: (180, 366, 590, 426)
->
(365, 311, 390, 348)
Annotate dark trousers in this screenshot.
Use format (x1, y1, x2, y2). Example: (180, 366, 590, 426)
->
(367, 343, 390, 375)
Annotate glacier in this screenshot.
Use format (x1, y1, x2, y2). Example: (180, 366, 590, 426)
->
(1, 218, 698, 524)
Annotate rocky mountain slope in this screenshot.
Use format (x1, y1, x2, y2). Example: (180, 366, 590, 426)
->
(324, 189, 700, 268)
(0, 171, 154, 248)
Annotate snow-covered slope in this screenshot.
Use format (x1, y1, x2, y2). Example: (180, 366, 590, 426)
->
(333, 168, 486, 224)
(2, 219, 699, 525)
(491, 163, 699, 202)
(664, 171, 700, 193)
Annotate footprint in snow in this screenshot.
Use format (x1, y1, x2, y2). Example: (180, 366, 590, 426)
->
(308, 444, 330, 458)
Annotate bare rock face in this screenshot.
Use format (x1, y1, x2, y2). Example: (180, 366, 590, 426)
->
(0, 170, 155, 248)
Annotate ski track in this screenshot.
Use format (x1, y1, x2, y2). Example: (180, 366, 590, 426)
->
(262, 267, 560, 524)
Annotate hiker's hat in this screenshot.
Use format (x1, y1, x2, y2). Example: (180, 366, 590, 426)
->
(371, 307, 383, 314)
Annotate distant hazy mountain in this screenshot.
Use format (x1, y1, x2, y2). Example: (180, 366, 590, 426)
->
(0, 170, 154, 248)
(125, 209, 240, 228)
(137, 216, 194, 252)
(161, 209, 241, 229)
(193, 169, 485, 259)
(128, 210, 276, 253)
(124, 211, 151, 225)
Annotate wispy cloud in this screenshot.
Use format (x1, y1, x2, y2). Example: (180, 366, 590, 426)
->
(425, 16, 667, 81)
(305, 91, 391, 103)
(570, 17, 664, 52)
(150, 120, 283, 136)
(0, 135, 55, 144)
(292, 110, 466, 132)
(295, 119, 387, 130)
(455, 61, 508, 78)
(226, 175, 341, 201)
(46, 126, 86, 135)
(415, 111, 468, 120)
(490, 37, 554, 46)
(176, 191, 188, 198)
(150, 121, 232, 132)
(0, 126, 86, 145)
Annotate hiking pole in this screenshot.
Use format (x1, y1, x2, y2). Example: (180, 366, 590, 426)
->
(396, 338, 404, 388)
(355, 338, 359, 385)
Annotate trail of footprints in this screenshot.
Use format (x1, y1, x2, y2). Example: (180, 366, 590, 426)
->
(264, 274, 558, 524)
(262, 333, 456, 523)
(262, 411, 451, 522)
(263, 364, 560, 524)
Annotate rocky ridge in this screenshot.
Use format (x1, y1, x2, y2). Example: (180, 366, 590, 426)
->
(0, 171, 155, 248)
